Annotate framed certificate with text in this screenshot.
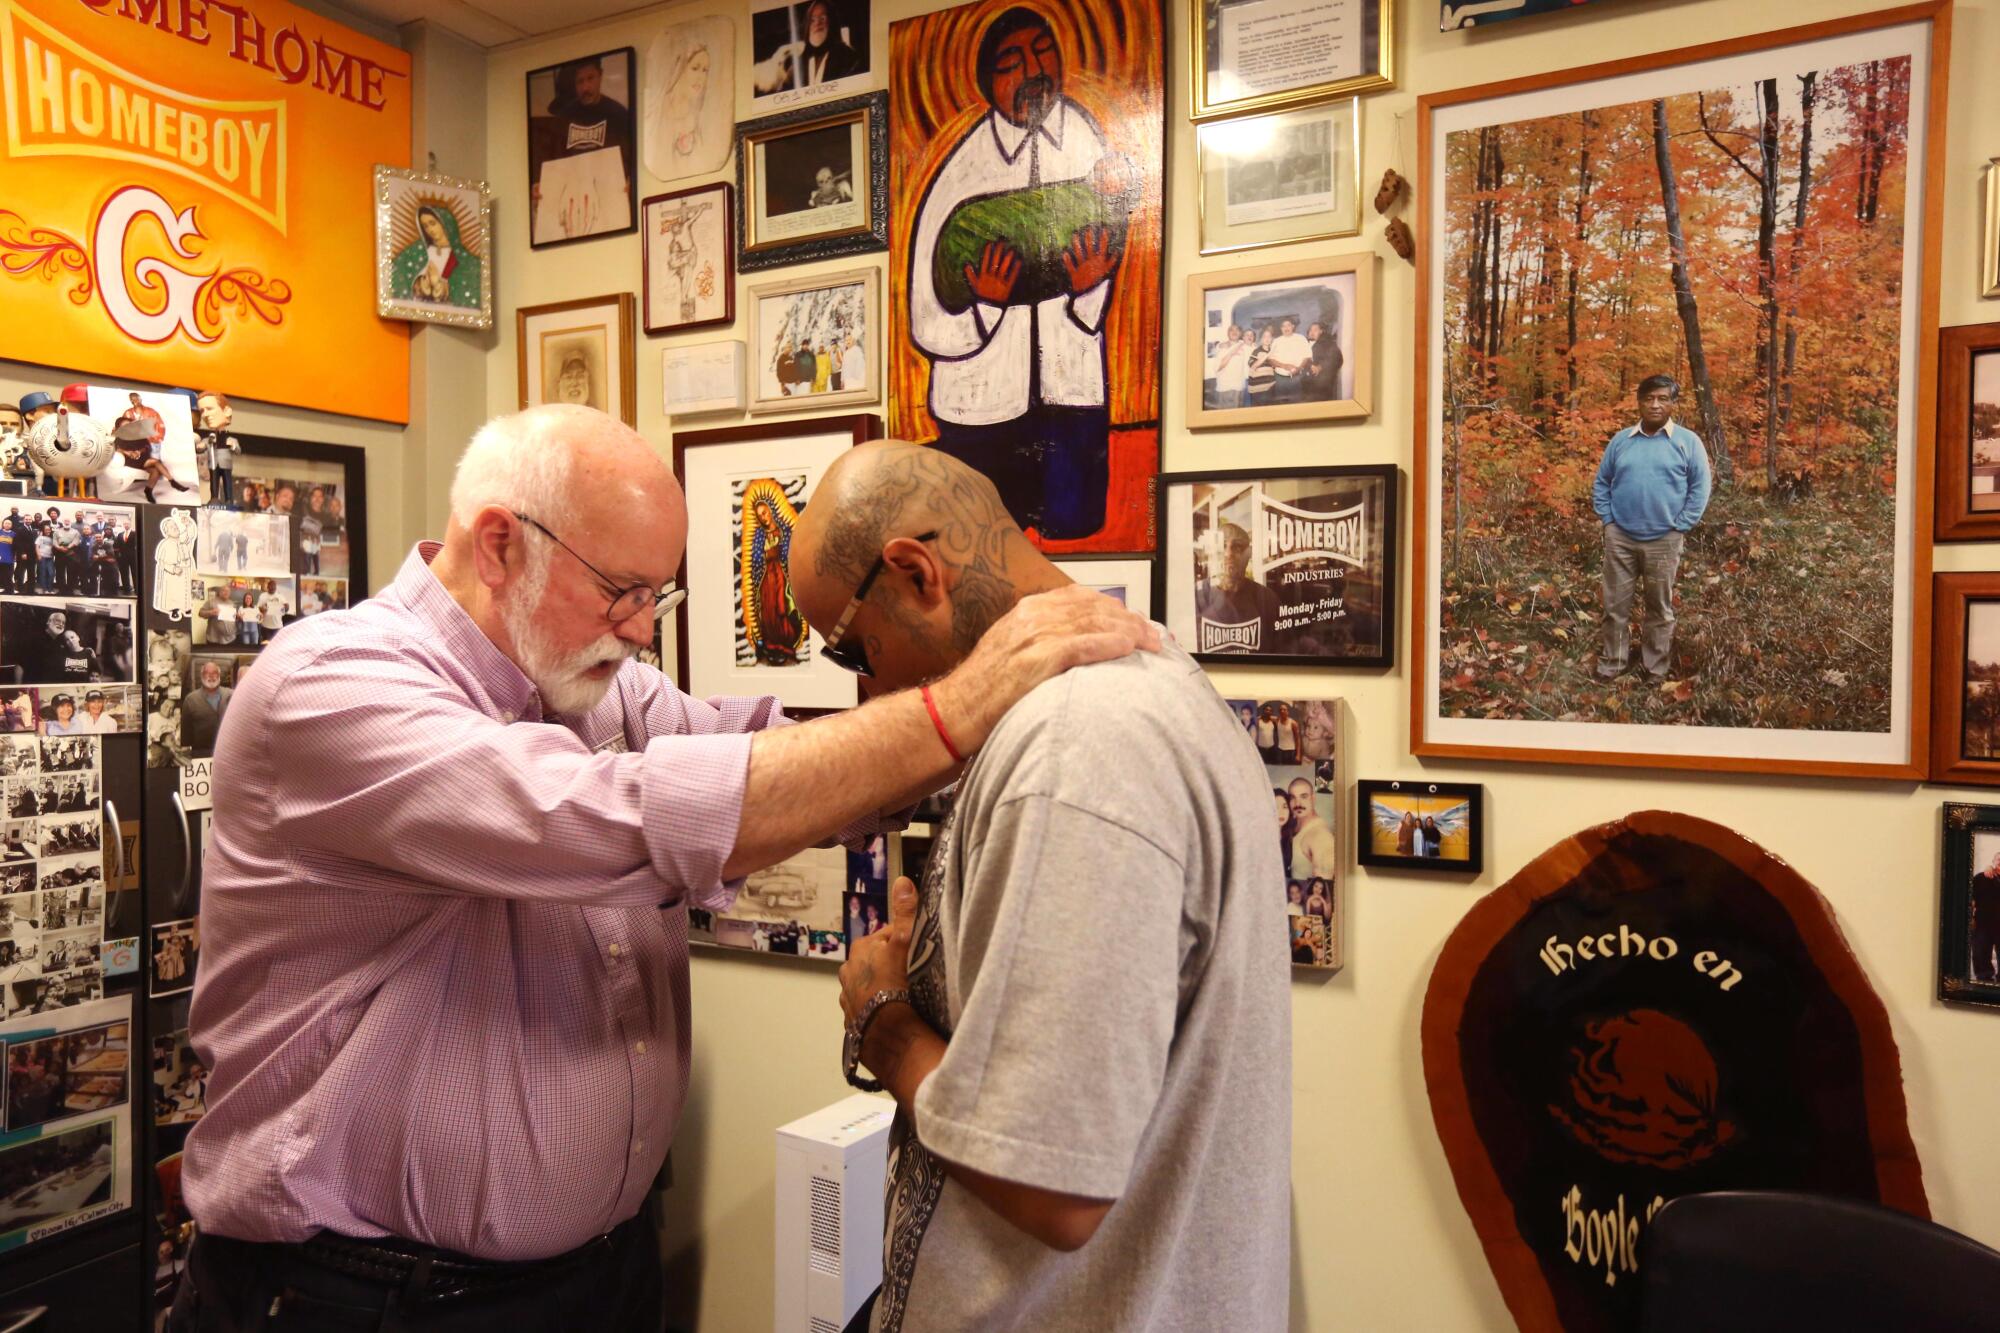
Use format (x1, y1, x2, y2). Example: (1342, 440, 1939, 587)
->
(1190, 0, 1394, 121)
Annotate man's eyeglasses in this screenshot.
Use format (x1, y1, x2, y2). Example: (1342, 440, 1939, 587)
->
(513, 513, 686, 623)
(819, 531, 938, 677)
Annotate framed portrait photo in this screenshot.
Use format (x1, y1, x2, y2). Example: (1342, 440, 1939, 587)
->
(1188, 253, 1373, 428)
(746, 268, 880, 413)
(1223, 696, 1344, 969)
(526, 47, 637, 249)
(1940, 803, 2000, 1010)
(1934, 322, 2000, 541)
(672, 414, 881, 710)
(516, 294, 638, 427)
(1196, 99, 1361, 256)
(1356, 779, 1483, 875)
(1190, 0, 1393, 121)
(1160, 465, 1397, 667)
(750, 0, 874, 111)
(1415, 8, 1948, 779)
(642, 183, 734, 334)
(1051, 557, 1153, 619)
(374, 167, 492, 329)
(737, 91, 888, 271)
(1929, 574, 2000, 786)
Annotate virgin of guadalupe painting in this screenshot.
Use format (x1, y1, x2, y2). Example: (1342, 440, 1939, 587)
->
(374, 167, 494, 330)
(888, 0, 1165, 555)
(736, 476, 810, 667)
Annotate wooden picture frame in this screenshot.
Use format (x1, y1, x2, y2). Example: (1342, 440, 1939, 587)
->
(1929, 572, 2000, 785)
(515, 294, 638, 427)
(1413, 4, 1950, 779)
(525, 47, 639, 249)
(671, 414, 881, 711)
(745, 268, 881, 414)
(1189, 0, 1395, 121)
(1939, 802, 2000, 1009)
(1356, 779, 1483, 875)
(1196, 99, 1362, 257)
(1934, 321, 2000, 541)
(642, 183, 735, 335)
(736, 91, 888, 271)
(1186, 253, 1374, 428)
(1158, 464, 1398, 668)
(1984, 159, 2000, 299)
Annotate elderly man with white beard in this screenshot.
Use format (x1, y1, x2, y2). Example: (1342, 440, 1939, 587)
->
(168, 404, 1155, 1333)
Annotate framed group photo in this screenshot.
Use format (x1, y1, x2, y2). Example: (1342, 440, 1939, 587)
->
(1940, 803, 2000, 1010)
(1188, 253, 1373, 427)
(1196, 99, 1361, 255)
(672, 414, 881, 711)
(642, 183, 735, 335)
(736, 91, 888, 271)
(516, 294, 638, 427)
(1357, 779, 1483, 875)
(746, 268, 880, 413)
(1934, 322, 2000, 541)
(373, 167, 492, 329)
(526, 47, 637, 248)
(1414, 7, 1949, 778)
(1190, 0, 1393, 121)
(1160, 465, 1397, 667)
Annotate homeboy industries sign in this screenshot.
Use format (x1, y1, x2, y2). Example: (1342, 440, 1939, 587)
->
(1421, 811, 1926, 1332)
(0, 0, 410, 421)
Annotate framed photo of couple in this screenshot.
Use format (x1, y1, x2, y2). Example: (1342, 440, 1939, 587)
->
(1357, 779, 1483, 875)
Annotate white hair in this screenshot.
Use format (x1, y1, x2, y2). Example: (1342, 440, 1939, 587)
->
(448, 404, 611, 530)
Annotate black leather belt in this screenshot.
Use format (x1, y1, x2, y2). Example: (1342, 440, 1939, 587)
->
(295, 1215, 633, 1304)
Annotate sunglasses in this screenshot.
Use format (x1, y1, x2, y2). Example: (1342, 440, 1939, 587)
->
(819, 531, 938, 676)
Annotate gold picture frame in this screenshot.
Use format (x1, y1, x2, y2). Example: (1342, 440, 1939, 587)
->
(1185, 253, 1375, 429)
(1984, 157, 2000, 299)
(736, 91, 889, 272)
(745, 268, 881, 414)
(1189, 0, 1395, 122)
(1197, 99, 1361, 256)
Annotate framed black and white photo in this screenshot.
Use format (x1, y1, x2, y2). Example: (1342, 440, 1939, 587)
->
(526, 47, 637, 249)
(643, 183, 734, 335)
(746, 268, 880, 413)
(1940, 803, 2000, 1011)
(1051, 557, 1154, 619)
(672, 415, 880, 710)
(1190, 0, 1393, 121)
(1197, 100, 1361, 255)
(516, 295, 638, 427)
(1357, 779, 1483, 874)
(1159, 465, 1397, 667)
(1188, 253, 1374, 427)
(373, 166, 492, 329)
(737, 92, 888, 271)
(0, 598, 135, 690)
(751, 0, 874, 110)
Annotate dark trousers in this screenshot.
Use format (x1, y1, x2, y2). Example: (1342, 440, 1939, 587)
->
(211, 469, 233, 505)
(933, 404, 1110, 541)
(167, 1212, 665, 1333)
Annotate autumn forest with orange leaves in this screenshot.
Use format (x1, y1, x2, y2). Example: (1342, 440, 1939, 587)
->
(1438, 56, 1911, 731)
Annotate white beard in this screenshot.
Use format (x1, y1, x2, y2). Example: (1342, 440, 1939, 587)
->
(499, 570, 635, 718)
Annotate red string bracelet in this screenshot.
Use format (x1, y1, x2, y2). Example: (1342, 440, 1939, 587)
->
(920, 685, 965, 763)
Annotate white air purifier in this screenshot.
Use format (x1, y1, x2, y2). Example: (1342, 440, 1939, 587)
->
(774, 1092, 895, 1333)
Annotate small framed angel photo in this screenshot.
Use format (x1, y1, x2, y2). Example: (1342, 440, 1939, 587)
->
(1357, 779, 1483, 875)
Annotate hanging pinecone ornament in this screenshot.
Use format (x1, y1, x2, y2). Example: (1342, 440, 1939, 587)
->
(1374, 168, 1409, 215)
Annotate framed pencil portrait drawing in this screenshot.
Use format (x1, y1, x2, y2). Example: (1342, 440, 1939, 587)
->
(1196, 99, 1362, 256)
(672, 415, 880, 712)
(374, 167, 492, 329)
(516, 294, 637, 427)
(642, 184, 735, 335)
(525, 47, 638, 249)
(1934, 322, 2000, 541)
(1413, 6, 1949, 779)
(736, 91, 889, 271)
(1188, 253, 1373, 428)
(1190, 0, 1394, 121)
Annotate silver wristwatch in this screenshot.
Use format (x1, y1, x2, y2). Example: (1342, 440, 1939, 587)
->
(843, 988, 913, 1092)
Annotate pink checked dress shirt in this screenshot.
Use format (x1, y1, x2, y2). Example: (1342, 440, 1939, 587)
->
(182, 543, 821, 1261)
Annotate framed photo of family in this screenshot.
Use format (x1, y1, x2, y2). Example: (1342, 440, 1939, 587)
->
(525, 47, 638, 249)
(736, 91, 889, 271)
(1357, 779, 1483, 875)
(642, 183, 734, 335)
(1190, 0, 1393, 121)
(1414, 8, 1948, 778)
(1196, 100, 1361, 255)
(671, 414, 881, 711)
(1160, 465, 1397, 667)
(516, 294, 638, 427)
(373, 167, 492, 329)
(1223, 696, 1344, 969)
(1934, 322, 2000, 541)
(1187, 253, 1373, 428)
(746, 268, 880, 413)
(1939, 803, 2000, 1010)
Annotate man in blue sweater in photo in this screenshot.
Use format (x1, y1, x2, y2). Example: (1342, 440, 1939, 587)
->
(1592, 374, 1713, 682)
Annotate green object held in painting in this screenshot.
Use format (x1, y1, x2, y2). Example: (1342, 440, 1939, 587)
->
(932, 179, 1133, 313)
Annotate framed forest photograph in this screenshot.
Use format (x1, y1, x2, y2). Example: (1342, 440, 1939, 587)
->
(1414, 6, 1948, 778)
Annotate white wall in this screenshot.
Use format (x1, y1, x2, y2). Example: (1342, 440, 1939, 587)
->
(474, 1, 2000, 1329)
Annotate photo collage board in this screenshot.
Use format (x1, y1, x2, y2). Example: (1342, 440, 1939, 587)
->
(0, 498, 143, 739)
(0, 733, 109, 1019)
(0, 996, 133, 1254)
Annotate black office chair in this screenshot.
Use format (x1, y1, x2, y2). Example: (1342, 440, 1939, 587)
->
(1641, 1190, 2000, 1333)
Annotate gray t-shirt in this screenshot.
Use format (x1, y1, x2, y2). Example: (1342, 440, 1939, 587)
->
(874, 641, 1291, 1332)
